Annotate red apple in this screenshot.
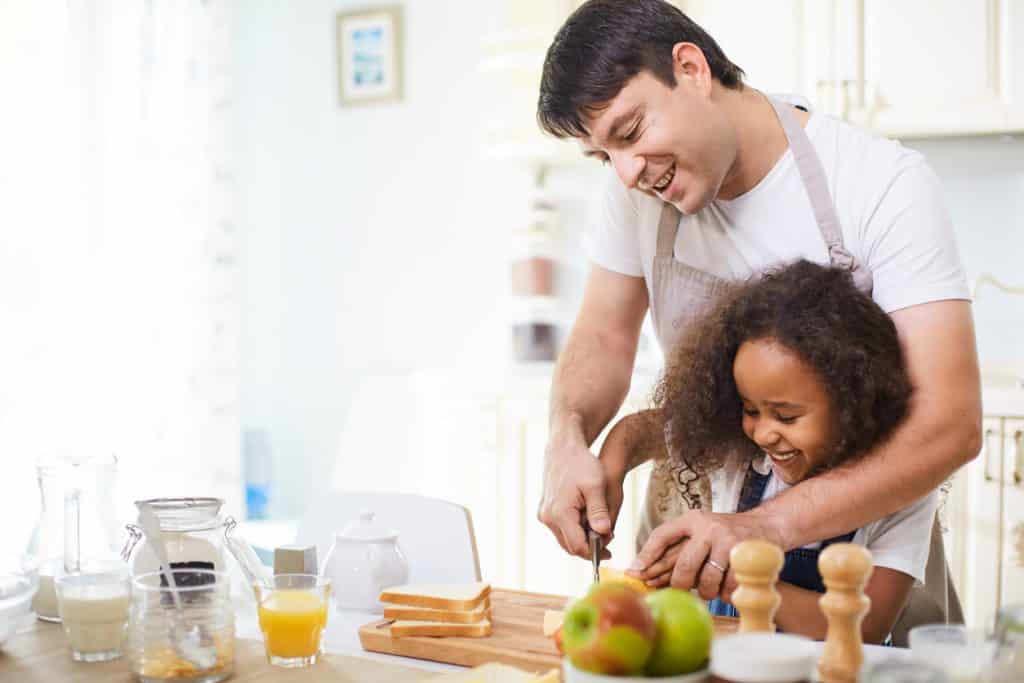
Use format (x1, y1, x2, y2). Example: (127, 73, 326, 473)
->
(561, 582, 657, 675)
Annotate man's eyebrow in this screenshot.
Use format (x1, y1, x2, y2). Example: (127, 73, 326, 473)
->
(594, 106, 640, 145)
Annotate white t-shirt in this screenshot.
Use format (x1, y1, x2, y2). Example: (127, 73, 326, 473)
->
(709, 453, 936, 583)
(584, 97, 970, 319)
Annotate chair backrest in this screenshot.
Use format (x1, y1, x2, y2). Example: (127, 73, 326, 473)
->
(295, 491, 481, 584)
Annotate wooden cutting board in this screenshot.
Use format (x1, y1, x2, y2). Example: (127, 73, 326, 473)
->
(359, 588, 739, 673)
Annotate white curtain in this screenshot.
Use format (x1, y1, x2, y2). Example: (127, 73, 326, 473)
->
(0, 0, 239, 550)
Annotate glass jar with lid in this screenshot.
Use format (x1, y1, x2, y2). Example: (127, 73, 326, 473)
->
(121, 498, 234, 577)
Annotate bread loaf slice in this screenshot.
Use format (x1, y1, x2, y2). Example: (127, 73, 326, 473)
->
(383, 600, 490, 624)
(379, 582, 490, 610)
(389, 618, 492, 638)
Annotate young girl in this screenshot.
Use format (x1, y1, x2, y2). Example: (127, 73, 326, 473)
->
(599, 259, 936, 644)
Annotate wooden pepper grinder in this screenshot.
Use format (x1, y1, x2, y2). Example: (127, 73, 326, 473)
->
(817, 543, 873, 683)
(729, 539, 784, 632)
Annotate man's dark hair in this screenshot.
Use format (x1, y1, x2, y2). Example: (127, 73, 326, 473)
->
(537, 0, 745, 139)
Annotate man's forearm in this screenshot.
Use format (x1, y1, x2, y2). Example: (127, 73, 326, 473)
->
(549, 326, 638, 447)
(756, 401, 981, 550)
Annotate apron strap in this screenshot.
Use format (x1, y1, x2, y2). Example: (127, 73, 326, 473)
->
(769, 99, 845, 252)
(656, 201, 680, 258)
(769, 98, 873, 293)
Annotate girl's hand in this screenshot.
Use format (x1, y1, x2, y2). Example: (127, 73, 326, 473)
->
(632, 539, 684, 588)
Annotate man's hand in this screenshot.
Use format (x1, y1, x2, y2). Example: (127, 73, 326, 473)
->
(627, 509, 782, 599)
(538, 431, 613, 559)
(540, 266, 649, 558)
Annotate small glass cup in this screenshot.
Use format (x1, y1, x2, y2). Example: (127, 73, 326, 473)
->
(55, 567, 131, 662)
(909, 624, 997, 681)
(130, 569, 234, 683)
(255, 574, 330, 668)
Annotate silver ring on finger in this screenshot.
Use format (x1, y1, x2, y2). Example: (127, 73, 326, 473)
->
(706, 559, 728, 573)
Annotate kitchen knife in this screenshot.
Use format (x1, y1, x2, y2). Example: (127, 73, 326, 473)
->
(587, 525, 602, 585)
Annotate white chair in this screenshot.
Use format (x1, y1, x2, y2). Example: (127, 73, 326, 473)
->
(294, 491, 481, 584)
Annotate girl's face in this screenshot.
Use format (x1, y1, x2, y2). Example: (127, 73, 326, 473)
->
(733, 337, 839, 484)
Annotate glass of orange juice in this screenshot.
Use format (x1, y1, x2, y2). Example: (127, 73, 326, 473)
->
(255, 574, 330, 668)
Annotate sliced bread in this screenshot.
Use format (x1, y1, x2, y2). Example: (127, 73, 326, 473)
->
(383, 600, 490, 624)
(389, 618, 492, 638)
(379, 581, 490, 611)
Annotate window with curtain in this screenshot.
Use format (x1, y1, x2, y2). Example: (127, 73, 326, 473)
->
(0, 0, 239, 550)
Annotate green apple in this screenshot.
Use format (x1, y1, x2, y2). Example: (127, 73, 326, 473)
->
(644, 588, 713, 676)
(561, 582, 656, 675)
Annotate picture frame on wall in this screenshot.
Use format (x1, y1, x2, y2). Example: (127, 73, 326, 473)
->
(336, 5, 403, 106)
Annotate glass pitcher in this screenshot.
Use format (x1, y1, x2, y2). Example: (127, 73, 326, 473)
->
(26, 455, 121, 622)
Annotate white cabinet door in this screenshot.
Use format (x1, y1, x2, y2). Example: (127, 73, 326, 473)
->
(1008, 1, 1024, 130)
(859, 0, 1014, 137)
(1001, 420, 1024, 610)
(681, 1, 809, 97)
(959, 419, 1004, 627)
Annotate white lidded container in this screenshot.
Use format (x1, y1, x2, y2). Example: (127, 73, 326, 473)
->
(709, 632, 816, 682)
(321, 510, 408, 613)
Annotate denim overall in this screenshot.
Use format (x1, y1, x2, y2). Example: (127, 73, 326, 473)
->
(707, 461, 856, 618)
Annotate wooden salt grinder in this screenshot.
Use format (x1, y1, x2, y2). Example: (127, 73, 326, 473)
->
(817, 543, 873, 683)
(729, 539, 784, 633)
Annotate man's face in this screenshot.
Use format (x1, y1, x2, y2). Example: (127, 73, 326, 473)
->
(580, 66, 737, 215)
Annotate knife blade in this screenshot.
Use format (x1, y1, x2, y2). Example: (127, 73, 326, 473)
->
(587, 526, 603, 585)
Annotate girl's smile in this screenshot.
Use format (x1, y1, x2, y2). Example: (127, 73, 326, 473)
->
(733, 337, 839, 484)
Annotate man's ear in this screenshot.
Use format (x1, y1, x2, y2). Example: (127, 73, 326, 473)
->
(671, 42, 713, 96)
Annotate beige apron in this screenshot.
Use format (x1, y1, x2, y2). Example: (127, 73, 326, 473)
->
(636, 98, 962, 639)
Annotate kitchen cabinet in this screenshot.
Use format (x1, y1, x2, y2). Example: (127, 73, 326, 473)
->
(480, 0, 1024, 144)
(684, 1, 1024, 138)
(852, 0, 1023, 138)
(945, 412, 1024, 628)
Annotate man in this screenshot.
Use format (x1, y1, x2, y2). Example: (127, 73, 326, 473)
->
(535, 0, 980, 626)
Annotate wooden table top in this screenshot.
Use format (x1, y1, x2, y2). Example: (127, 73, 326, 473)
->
(0, 619, 430, 682)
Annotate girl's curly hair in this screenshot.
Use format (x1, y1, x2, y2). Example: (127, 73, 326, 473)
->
(653, 259, 913, 477)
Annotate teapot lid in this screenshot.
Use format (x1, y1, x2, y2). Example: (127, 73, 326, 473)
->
(335, 510, 399, 543)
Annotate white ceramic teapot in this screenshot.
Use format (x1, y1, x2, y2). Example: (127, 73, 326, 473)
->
(321, 510, 408, 613)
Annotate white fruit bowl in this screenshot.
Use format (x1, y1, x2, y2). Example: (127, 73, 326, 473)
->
(562, 658, 709, 683)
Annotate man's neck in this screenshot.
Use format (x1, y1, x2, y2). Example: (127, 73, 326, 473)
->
(715, 85, 809, 201)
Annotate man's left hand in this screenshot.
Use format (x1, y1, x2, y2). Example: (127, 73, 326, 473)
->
(626, 510, 784, 600)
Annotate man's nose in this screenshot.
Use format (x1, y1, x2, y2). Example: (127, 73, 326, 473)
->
(610, 151, 645, 190)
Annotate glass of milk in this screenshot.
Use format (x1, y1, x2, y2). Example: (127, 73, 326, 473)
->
(55, 568, 130, 662)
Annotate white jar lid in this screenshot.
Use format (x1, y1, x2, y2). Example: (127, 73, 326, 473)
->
(335, 510, 399, 543)
(710, 632, 816, 682)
